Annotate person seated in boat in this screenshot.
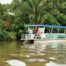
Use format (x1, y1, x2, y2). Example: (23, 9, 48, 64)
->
(33, 27, 41, 39)
(28, 28, 34, 39)
(28, 28, 33, 34)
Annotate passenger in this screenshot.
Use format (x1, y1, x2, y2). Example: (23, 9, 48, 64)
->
(28, 28, 34, 39)
(28, 28, 33, 34)
(33, 27, 41, 39)
(36, 30, 41, 36)
(33, 27, 38, 34)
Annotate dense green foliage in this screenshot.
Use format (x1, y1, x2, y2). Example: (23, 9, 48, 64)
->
(0, 0, 66, 40)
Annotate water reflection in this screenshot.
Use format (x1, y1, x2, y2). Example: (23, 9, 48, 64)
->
(0, 41, 66, 66)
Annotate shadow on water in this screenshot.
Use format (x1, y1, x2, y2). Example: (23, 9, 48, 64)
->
(0, 41, 66, 66)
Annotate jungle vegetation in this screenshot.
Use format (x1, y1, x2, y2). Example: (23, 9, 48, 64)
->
(0, 0, 66, 40)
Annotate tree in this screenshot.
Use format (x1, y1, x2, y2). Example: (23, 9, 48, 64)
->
(10, 0, 55, 24)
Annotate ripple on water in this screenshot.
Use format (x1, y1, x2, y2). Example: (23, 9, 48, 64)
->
(27, 58, 47, 62)
(28, 53, 45, 56)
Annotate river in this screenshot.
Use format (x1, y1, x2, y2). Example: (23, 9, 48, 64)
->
(0, 41, 66, 66)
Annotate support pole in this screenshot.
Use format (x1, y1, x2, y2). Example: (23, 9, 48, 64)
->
(44, 27, 45, 33)
(64, 29, 66, 34)
(49, 28, 51, 33)
(58, 28, 60, 33)
(51, 27, 53, 33)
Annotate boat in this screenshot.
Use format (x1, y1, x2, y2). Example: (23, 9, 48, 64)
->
(21, 24, 66, 42)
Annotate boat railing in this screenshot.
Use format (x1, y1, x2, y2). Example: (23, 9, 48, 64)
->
(21, 34, 46, 40)
(21, 33, 66, 40)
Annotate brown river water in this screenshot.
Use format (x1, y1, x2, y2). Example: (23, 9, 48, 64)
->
(0, 41, 66, 66)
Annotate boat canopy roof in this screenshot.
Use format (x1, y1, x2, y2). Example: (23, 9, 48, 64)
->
(26, 24, 66, 29)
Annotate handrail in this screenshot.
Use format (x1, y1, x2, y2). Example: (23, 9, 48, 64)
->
(21, 33, 66, 40)
(21, 34, 46, 40)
